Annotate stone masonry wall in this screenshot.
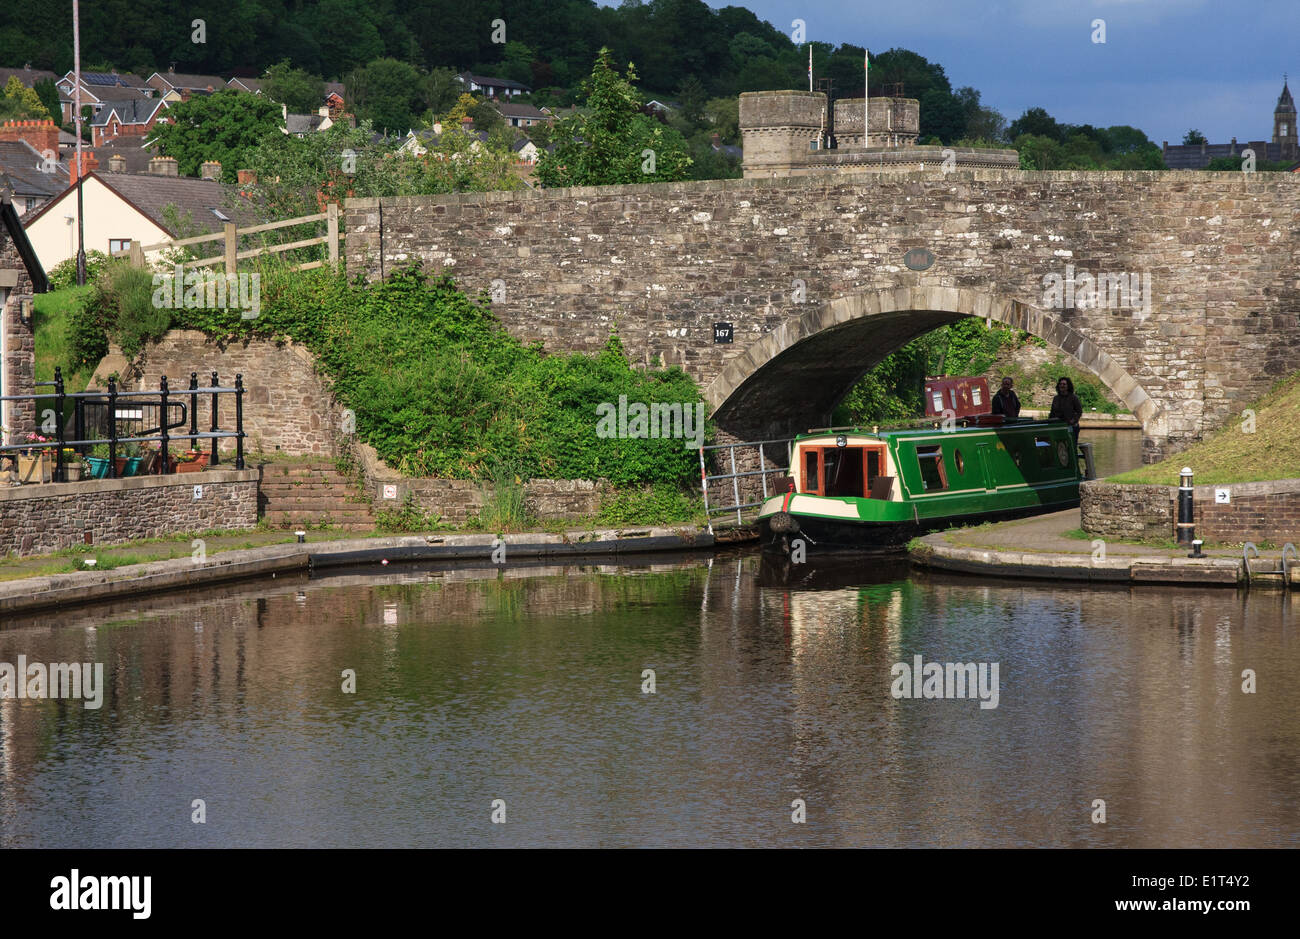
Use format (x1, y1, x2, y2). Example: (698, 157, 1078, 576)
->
(1082, 478, 1300, 544)
(1, 215, 36, 443)
(373, 476, 612, 525)
(118, 330, 348, 457)
(0, 470, 259, 556)
(345, 171, 1300, 461)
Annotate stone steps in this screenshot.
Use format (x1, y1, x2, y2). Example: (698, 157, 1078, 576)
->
(258, 462, 373, 530)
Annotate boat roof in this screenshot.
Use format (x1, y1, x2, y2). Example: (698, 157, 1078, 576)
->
(794, 418, 1067, 442)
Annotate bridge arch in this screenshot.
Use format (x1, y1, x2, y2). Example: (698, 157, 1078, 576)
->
(705, 285, 1163, 447)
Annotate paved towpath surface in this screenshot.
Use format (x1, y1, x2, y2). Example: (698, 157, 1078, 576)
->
(911, 509, 1271, 586)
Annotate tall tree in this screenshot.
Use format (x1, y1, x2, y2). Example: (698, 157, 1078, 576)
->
(536, 48, 692, 187)
(346, 58, 425, 136)
(150, 90, 283, 181)
(262, 60, 326, 114)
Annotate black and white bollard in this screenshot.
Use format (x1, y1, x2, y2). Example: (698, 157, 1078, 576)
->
(1177, 467, 1195, 546)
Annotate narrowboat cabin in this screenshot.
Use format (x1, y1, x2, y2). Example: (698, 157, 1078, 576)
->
(756, 378, 1086, 550)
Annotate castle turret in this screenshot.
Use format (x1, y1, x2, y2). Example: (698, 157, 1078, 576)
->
(832, 97, 920, 148)
(738, 91, 826, 178)
(1273, 78, 1297, 162)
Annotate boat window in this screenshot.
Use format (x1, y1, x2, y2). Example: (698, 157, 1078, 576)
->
(954, 449, 965, 474)
(1034, 435, 1054, 469)
(931, 390, 944, 412)
(916, 445, 948, 491)
(804, 449, 820, 494)
(971, 385, 982, 407)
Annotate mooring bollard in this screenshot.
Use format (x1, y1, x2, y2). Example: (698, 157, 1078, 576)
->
(1177, 466, 1195, 546)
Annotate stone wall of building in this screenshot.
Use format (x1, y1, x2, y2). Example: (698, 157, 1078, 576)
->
(1, 211, 37, 444)
(1082, 478, 1300, 544)
(0, 469, 259, 556)
(115, 330, 348, 458)
(344, 171, 1300, 462)
(370, 474, 612, 526)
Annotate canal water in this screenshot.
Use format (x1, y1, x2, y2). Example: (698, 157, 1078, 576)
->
(10, 429, 1291, 849)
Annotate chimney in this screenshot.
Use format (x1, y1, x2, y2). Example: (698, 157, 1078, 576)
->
(0, 120, 60, 162)
(148, 155, 178, 176)
(200, 159, 221, 180)
(108, 153, 126, 173)
(711, 132, 721, 147)
(237, 168, 257, 185)
(69, 150, 99, 183)
(168, 64, 176, 74)
(180, 88, 191, 102)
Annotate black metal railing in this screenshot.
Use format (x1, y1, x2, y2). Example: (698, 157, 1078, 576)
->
(1, 368, 245, 482)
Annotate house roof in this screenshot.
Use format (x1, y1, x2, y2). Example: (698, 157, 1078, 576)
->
(23, 171, 257, 238)
(1163, 140, 1281, 169)
(1, 190, 48, 291)
(227, 77, 263, 93)
(0, 140, 68, 199)
(511, 137, 535, 152)
(495, 101, 549, 121)
(286, 113, 326, 135)
(325, 81, 346, 99)
(149, 71, 226, 93)
(91, 97, 167, 127)
(457, 72, 530, 92)
(94, 137, 158, 174)
(0, 66, 58, 88)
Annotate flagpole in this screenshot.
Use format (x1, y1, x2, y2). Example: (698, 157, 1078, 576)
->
(864, 48, 869, 148)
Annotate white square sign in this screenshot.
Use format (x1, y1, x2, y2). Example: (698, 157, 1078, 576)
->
(1215, 488, 1230, 504)
(192, 485, 203, 500)
(382, 484, 398, 500)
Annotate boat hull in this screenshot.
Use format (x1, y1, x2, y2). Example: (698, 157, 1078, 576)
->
(758, 498, 1079, 552)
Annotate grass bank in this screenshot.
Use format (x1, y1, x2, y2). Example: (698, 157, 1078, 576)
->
(1110, 371, 1300, 485)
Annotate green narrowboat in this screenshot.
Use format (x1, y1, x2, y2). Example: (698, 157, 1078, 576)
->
(756, 417, 1084, 551)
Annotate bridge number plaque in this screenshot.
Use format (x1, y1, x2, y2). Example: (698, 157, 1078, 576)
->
(713, 322, 734, 343)
(904, 248, 936, 271)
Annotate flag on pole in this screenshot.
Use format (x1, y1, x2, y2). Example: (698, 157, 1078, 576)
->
(808, 46, 813, 92)
(864, 48, 870, 146)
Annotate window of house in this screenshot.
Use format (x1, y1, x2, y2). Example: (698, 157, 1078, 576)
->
(916, 445, 948, 491)
(109, 238, 131, 254)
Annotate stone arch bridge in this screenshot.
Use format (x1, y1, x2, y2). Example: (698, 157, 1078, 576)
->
(345, 170, 1300, 461)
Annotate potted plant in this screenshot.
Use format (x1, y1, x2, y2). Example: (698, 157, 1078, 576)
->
(114, 441, 143, 477)
(16, 433, 53, 484)
(86, 443, 111, 479)
(61, 449, 84, 482)
(177, 449, 210, 474)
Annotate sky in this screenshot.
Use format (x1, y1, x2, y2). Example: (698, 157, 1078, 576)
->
(645, 0, 1300, 146)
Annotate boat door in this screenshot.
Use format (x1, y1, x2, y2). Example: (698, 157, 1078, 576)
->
(976, 442, 997, 491)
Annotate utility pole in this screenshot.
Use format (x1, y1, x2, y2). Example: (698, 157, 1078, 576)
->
(72, 0, 87, 286)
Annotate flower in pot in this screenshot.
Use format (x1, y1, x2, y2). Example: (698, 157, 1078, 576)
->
(17, 433, 53, 483)
(61, 449, 84, 482)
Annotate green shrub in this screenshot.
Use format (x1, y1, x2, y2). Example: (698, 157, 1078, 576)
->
(74, 261, 172, 360)
(596, 483, 703, 527)
(172, 265, 706, 488)
(476, 460, 531, 532)
(46, 250, 111, 291)
(373, 494, 441, 533)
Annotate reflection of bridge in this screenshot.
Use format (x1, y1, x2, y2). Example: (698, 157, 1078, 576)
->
(346, 169, 1300, 462)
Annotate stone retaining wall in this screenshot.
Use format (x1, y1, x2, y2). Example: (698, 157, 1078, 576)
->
(0, 470, 259, 556)
(1082, 478, 1300, 544)
(374, 475, 613, 525)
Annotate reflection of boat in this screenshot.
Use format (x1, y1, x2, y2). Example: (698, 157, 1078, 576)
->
(756, 378, 1083, 552)
(758, 549, 912, 589)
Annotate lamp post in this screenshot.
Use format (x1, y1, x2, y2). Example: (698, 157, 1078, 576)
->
(73, 0, 86, 286)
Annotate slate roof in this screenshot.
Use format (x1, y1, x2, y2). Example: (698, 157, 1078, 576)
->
(457, 72, 530, 92)
(0, 140, 68, 200)
(495, 101, 549, 121)
(150, 71, 226, 93)
(0, 66, 58, 88)
(227, 77, 264, 93)
(94, 138, 158, 174)
(24, 171, 259, 237)
(91, 97, 167, 127)
(325, 82, 346, 100)
(1, 190, 48, 292)
(1163, 140, 1281, 170)
(285, 113, 326, 135)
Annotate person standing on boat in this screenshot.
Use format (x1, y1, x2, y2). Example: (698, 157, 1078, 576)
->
(991, 377, 1021, 419)
(1049, 376, 1083, 441)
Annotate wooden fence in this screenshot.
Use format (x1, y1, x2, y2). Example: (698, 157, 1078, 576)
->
(111, 203, 341, 274)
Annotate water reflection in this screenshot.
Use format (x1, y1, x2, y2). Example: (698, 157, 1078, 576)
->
(1, 552, 1295, 848)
